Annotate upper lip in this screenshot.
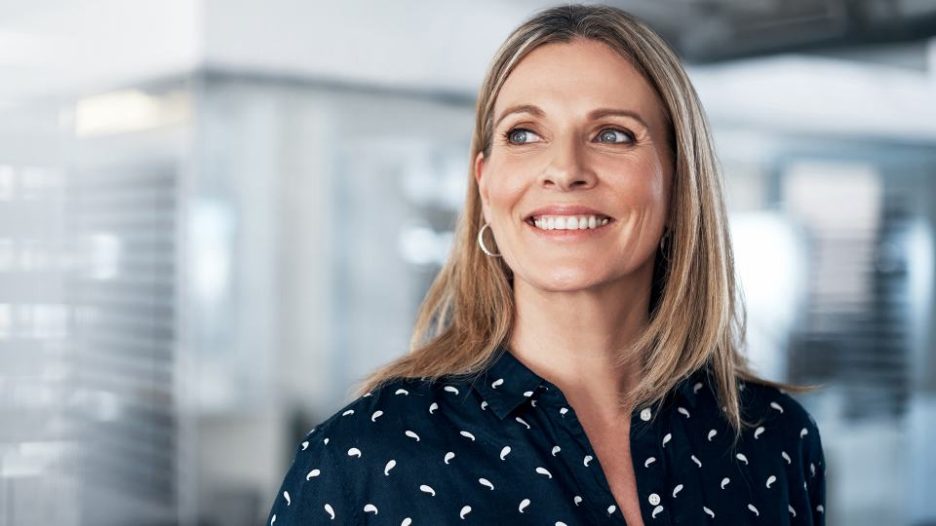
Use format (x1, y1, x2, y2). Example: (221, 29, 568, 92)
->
(524, 205, 614, 221)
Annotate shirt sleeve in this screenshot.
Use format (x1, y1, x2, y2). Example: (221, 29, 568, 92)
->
(265, 426, 359, 526)
(803, 414, 827, 526)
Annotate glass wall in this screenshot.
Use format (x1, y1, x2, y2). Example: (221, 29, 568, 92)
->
(1, 40, 935, 526)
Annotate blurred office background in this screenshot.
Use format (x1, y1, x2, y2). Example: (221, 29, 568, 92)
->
(1, 0, 935, 524)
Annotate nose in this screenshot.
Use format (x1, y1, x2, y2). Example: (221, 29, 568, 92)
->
(540, 136, 597, 191)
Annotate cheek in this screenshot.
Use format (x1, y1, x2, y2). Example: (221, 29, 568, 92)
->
(613, 163, 667, 212)
(485, 164, 528, 211)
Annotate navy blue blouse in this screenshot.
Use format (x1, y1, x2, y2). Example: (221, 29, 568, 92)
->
(266, 346, 826, 525)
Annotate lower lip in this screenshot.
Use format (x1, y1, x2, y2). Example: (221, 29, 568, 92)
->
(524, 219, 614, 239)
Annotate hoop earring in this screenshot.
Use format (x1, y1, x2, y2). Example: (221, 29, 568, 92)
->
(659, 228, 672, 259)
(477, 223, 502, 257)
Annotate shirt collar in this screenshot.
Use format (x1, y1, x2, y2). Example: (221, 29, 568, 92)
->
(472, 345, 546, 420)
(472, 344, 713, 418)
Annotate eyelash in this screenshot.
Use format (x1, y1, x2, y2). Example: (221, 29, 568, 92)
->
(501, 127, 636, 146)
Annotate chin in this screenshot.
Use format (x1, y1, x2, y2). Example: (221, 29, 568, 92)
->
(523, 267, 608, 293)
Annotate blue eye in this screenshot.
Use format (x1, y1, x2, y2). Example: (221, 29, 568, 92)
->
(502, 127, 634, 146)
(504, 128, 542, 145)
(597, 128, 634, 144)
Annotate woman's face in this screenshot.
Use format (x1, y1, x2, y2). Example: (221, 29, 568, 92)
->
(475, 38, 674, 293)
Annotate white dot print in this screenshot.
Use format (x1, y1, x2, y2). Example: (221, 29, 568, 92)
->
(518, 498, 531, 513)
(265, 348, 825, 525)
(419, 484, 436, 496)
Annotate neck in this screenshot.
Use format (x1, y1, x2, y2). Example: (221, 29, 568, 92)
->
(507, 264, 653, 424)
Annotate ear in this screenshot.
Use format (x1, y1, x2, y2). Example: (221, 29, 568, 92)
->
(474, 150, 490, 202)
(474, 151, 490, 223)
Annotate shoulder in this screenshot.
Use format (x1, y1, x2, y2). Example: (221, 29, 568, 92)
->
(289, 373, 481, 469)
(738, 380, 822, 439)
(266, 377, 439, 525)
(304, 376, 440, 448)
(737, 380, 826, 472)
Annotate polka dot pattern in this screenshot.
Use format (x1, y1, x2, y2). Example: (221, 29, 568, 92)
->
(266, 346, 827, 524)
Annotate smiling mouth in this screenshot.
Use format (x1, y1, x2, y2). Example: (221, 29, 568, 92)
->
(525, 214, 614, 231)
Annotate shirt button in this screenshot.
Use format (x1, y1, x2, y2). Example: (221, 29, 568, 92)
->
(640, 408, 652, 421)
(648, 493, 661, 506)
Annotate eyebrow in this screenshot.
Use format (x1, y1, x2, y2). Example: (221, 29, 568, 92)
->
(493, 104, 650, 130)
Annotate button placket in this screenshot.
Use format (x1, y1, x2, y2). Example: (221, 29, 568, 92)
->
(540, 382, 626, 525)
(630, 403, 672, 524)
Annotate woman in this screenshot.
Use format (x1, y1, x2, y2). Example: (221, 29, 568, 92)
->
(267, 4, 826, 525)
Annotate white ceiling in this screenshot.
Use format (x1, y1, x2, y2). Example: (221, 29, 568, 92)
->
(0, 0, 198, 107)
(1, 0, 935, 142)
(0, 0, 535, 106)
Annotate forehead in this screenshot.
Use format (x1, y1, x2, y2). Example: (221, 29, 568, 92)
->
(494, 39, 666, 130)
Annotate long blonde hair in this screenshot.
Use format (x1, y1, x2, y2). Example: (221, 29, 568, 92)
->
(356, 3, 817, 443)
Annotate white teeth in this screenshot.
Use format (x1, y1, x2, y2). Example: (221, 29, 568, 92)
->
(531, 215, 610, 230)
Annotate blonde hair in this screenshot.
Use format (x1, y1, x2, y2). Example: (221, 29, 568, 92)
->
(356, 3, 817, 443)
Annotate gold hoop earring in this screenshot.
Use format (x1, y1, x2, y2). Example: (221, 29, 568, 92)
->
(659, 228, 672, 259)
(477, 223, 502, 257)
